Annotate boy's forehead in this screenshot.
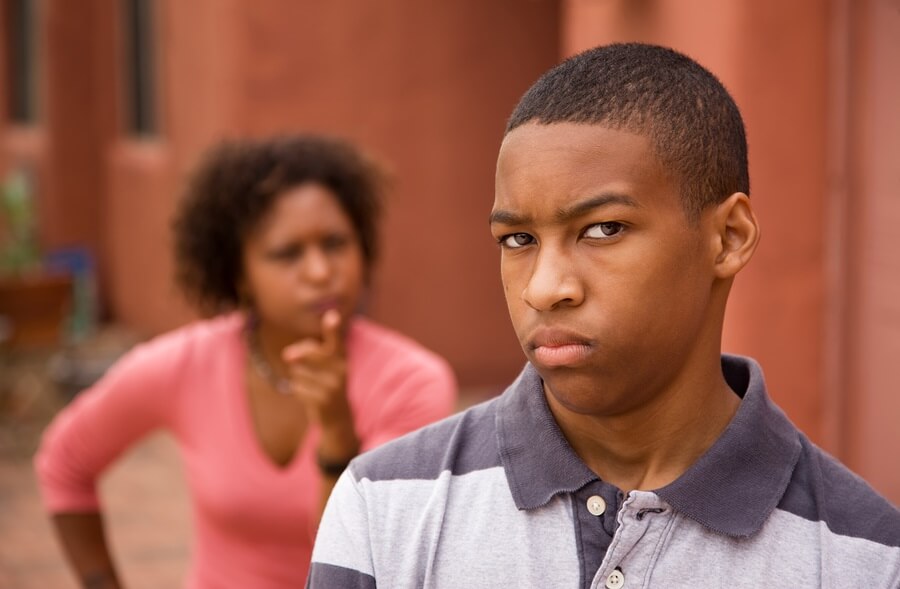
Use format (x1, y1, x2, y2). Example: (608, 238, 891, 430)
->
(495, 122, 674, 208)
(498, 122, 656, 172)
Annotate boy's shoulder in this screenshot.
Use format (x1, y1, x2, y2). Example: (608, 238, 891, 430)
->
(779, 434, 900, 548)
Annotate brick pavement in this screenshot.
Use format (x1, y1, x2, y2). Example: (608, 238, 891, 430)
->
(0, 430, 191, 589)
(0, 326, 192, 588)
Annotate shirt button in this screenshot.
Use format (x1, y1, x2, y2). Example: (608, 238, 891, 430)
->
(587, 495, 607, 516)
(605, 568, 625, 589)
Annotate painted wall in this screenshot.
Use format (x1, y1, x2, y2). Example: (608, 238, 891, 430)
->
(44, 0, 561, 391)
(842, 0, 900, 500)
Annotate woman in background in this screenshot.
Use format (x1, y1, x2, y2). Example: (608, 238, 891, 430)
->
(35, 134, 457, 588)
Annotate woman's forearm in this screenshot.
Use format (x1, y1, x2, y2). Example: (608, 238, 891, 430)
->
(51, 512, 124, 589)
(315, 423, 359, 519)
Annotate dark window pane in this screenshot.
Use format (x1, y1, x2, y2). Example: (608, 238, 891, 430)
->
(5, 0, 39, 124)
(123, 0, 157, 136)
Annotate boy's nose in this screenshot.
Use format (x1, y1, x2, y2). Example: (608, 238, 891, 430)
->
(521, 249, 584, 311)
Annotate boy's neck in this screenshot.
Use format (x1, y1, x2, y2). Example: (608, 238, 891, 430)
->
(545, 361, 740, 493)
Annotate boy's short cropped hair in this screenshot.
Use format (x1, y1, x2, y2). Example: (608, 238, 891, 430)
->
(506, 42, 749, 221)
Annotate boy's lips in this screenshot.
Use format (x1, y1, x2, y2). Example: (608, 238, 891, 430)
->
(526, 328, 594, 368)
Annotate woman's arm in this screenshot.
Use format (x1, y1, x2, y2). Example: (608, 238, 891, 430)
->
(282, 311, 360, 522)
(52, 513, 124, 589)
(314, 417, 360, 518)
(35, 332, 184, 588)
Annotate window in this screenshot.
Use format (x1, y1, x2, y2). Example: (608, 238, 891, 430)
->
(4, 0, 39, 124)
(122, 0, 158, 136)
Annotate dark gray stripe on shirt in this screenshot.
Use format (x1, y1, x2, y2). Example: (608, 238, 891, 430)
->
(350, 396, 502, 483)
(305, 562, 376, 589)
(777, 436, 900, 547)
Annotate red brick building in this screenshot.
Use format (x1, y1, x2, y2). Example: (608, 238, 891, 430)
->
(2, 0, 898, 502)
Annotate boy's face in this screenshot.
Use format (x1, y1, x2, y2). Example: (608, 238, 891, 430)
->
(492, 122, 721, 417)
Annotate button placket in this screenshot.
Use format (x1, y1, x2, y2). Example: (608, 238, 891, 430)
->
(593, 491, 669, 589)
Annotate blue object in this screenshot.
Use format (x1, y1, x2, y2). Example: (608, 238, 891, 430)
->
(44, 246, 97, 342)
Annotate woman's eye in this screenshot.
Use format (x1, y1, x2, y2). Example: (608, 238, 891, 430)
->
(322, 235, 349, 252)
(267, 245, 303, 261)
(584, 222, 624, 240)
(500, 233, 534, 249)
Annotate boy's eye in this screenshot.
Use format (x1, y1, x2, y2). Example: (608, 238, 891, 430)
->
(500, 233, 534, 249)
(584, 222, 624, 239)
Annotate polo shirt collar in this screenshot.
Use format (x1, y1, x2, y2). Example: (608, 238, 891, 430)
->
(495, 354, 802, 538)
(496, 365, 598, 510)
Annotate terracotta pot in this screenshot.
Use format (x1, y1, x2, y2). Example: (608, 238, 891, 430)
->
(0, 272, 73, 349)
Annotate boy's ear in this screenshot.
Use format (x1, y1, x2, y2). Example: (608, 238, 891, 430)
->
(710, 192, 759, 279)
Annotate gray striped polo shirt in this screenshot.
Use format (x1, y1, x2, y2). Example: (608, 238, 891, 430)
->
(308, 355, 900, 588)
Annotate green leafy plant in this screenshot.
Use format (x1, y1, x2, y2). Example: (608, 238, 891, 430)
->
(0, 169, 41, 276)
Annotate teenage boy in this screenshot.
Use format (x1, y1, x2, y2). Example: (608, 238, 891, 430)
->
(307, 43, 900, 588)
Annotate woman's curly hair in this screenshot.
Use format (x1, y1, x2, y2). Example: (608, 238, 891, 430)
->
(172, 134, 384, 315)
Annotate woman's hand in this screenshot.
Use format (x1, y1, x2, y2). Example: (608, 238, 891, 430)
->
(282, 310, 359, 469)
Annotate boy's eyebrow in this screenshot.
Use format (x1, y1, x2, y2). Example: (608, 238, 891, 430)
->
(555, 193, 639, 223)
(488, 209, 529, 226)
(489, 192, 639, 226)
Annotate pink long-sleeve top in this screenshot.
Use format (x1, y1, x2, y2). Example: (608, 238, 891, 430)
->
(35, 313, 457, 588)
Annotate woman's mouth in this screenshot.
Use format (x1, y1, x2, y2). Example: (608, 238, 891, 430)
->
(310, 297, 342, 314)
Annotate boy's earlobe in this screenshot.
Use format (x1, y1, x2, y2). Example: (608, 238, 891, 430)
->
(711, 192, 760, 279)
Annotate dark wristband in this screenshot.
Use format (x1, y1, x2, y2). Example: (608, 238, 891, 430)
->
(317, 452, 355, 477)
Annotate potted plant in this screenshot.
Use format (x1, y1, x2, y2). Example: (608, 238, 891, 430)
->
(0, 167, 72, 348)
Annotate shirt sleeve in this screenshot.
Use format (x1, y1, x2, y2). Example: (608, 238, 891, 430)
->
(306, 470, 377, 589)
(33, 337, 182, 512)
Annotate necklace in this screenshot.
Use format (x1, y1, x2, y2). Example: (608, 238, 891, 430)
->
(246, 324, 292, 395)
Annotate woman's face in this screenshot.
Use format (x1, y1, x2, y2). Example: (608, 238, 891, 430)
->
(240, 182, 366, 340)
